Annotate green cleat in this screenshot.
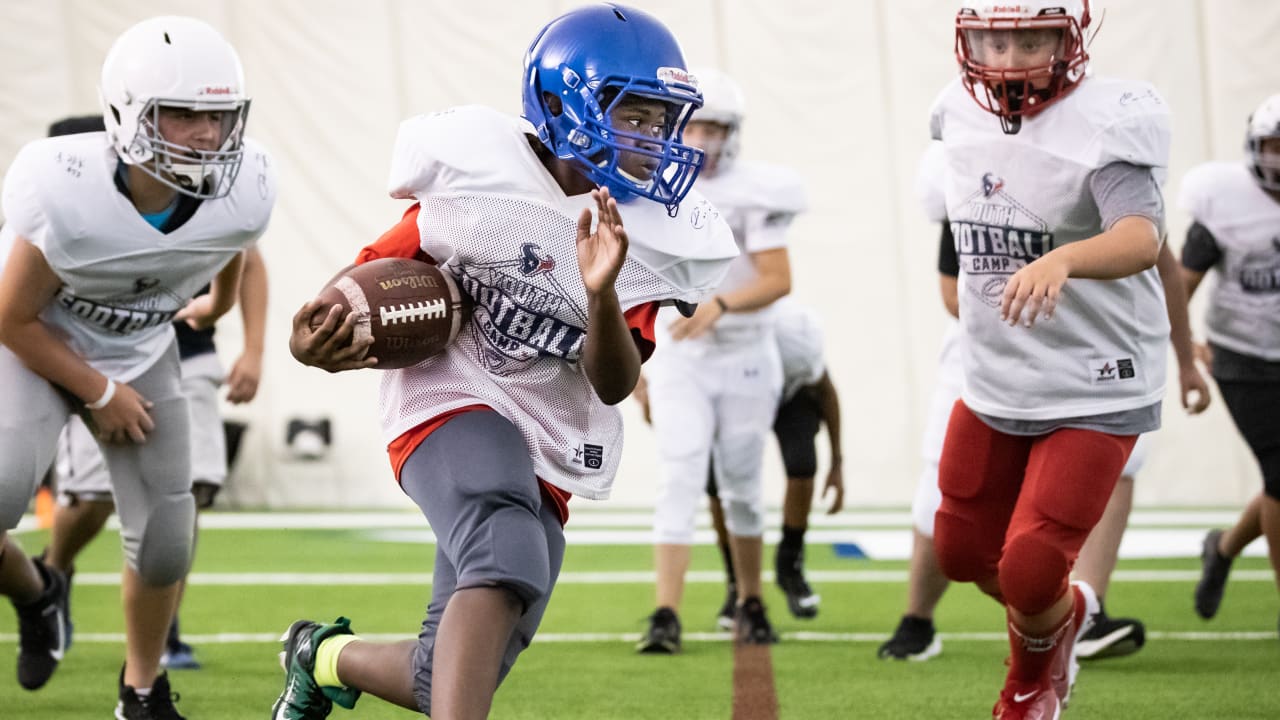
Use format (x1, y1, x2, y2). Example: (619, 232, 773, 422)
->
(270, 617, 361, 719)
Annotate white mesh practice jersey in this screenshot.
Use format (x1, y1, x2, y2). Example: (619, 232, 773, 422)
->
(655, 159, 805, 347)
(1179, 161, 1280, 360)
(917, 140, 949, 223)
(772, 297, 826, 402)
(381, 105, 738, 499)
(929, 77, 1170, 420)
(0, 132, 275, 382)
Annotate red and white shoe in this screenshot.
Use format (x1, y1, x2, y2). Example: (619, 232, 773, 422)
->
(1050, 580, 1100, 707)
(993, 678, 1060, 720)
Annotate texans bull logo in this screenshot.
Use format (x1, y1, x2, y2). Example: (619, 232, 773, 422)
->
(520, 243, 556, 276)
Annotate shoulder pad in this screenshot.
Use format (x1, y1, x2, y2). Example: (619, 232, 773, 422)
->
(916, 141, 948, 223)
(1074, 78, 1171, 170)
(386, 105, 530, 200)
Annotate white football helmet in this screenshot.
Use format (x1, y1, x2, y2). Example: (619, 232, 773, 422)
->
(955, 1, 1094, 133)
(690, 68, 746, 171)
(100, 16, 249, 199)
(1247, 94, 1280, 192)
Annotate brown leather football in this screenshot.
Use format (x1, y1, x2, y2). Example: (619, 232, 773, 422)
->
(309, 258, 467, 369)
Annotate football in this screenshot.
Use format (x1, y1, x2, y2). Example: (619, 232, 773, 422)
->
(309, 258, 468, 369)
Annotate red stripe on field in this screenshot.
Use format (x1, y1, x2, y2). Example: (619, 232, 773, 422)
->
(732, 643, 778, 720)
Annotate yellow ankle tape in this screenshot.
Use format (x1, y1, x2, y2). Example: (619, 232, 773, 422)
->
(314, 634, 359, 689)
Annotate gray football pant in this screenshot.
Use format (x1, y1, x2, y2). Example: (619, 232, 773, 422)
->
(399, 410, 565, 715)
(0, 342, 194, 585)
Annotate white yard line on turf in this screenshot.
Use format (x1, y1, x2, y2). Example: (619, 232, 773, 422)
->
(13, 509, 1252, 532)
(1, 630, 1273, 644)
(65, 569, 1278, 586)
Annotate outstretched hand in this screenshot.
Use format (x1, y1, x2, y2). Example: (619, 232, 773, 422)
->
(575, 187, 629, 297)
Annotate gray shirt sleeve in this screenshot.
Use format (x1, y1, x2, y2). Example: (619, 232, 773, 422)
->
(1089, 161, 1165, 236)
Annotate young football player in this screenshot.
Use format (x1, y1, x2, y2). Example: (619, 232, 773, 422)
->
(0, 16, 273, 719)
(929, 3, 1174, 716)
(276, 5, 736, 719)
(638, 67, 799, 652)
(881, 141, 1208, 667)
(1181, 94, 1280, 635)
(698, 296, 843, 630)
(32, 114, 268, 673)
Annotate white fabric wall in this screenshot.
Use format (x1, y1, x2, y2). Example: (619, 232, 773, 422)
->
(1, 0, 1277, 509)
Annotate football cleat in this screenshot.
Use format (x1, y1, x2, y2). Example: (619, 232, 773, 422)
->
(13, 556, 69, 690)
(271, 617, 361, 720)
(993, 678, 1060, 720)
(716, 583, 736, 631)
(1075, 606, 1145, 660)
(637, 607, 682, 654)
(1195, 529, 1234, 620)
(160, 641, 202, 671)
(734, 596, 779, 646)
(877, 615, 942, 661)
(775, 568, 820, 619)
(115, 666, 186, 720)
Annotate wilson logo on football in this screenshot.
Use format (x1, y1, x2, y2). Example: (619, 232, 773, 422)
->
(378, 274, 440, 291)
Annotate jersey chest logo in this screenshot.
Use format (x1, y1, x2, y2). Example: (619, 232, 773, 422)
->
(954, 175, 1054, 307)
(454, 247, 587, 375)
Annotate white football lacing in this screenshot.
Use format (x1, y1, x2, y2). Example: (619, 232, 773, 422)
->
(379, 298, 447, 325)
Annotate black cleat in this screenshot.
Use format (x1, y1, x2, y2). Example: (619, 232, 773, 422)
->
(1195, 529, 1235, 620)
(1076, 608, 1145, 660)
(716, 583, 736, 631)
(115, 666, 186, 719)
(776, 569, 820, 620)
(734, 596, 779, 645)
(775, 549, 819, 619)
(877, 615, 941, 661)
(637, 607, 682, 654)
(13, 556, 69, 690)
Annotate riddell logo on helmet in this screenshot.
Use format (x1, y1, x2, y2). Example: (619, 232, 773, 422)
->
(986, 4, 1029, 12)
(197, 86, 235, 96)
(657, 67, 696, 88)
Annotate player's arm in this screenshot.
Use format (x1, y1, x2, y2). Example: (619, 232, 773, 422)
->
(578, 188, 640, 405)
(669, 247, 792, 341)
(0, 237, 154, 443)
(226, 246, 268, 403)
(813, 370, 845, 514)
(1155, 240, 1209, 413)
(1003, 162, 1162, 326)
(175, 251, 245, 330)
(1179, 219, 1220, 373)
(937, 221, 959, 318)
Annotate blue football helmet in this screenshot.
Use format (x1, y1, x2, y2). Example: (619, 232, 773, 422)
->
(522, 4, 704, 212)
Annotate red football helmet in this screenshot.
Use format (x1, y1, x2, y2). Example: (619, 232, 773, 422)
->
(955, 1, 1093, 132)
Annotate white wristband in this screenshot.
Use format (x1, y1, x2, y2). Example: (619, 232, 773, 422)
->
(86, 379, 117, 410)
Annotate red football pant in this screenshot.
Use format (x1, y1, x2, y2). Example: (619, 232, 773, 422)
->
(933, 401, 1136, 615)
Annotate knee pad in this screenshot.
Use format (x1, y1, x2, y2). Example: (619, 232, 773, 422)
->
(455, 504, 550, 610)
(998, 532, 1070, 616)
(723, 496, 765, 538)
(778, 438, 818, 479)
(654, 463, 707, 545)
(932, 509, 999, 583)
(135, 492, 196, 586)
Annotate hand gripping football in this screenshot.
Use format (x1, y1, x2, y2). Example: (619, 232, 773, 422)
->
(310, 258, 467, 369)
